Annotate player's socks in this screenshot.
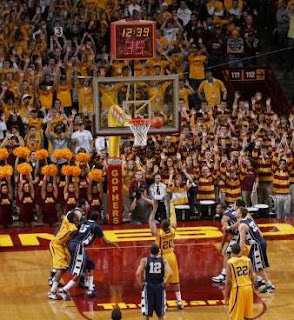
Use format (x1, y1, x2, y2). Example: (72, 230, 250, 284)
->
(48, 269, 57, 286)
(88, 276, 94, 291)
(51, 281, 59, 293)
(221, 268, 227, 276)
(176, 292, 184, 309)
(63, 280, 76, 291)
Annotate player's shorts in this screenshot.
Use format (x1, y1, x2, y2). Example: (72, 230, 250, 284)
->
(249, 239, 269, 271)
(229, 285, 253, 320)
(141, 283, 166, 318)
(49, 239, 71, 270)
(69, 241, 86, 277)
(225, 234, 240, 255)
(163, 251, 179, 284)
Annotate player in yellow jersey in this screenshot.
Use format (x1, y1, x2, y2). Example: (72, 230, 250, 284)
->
(48, 208, 82, 300)
(225, 243, 254, 320)
(149, 201, 184, 309)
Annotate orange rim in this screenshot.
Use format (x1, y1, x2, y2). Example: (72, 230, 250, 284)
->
(129, 118, 152, 126)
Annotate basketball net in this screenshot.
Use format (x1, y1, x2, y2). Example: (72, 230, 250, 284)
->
(129, 119, 152, 147)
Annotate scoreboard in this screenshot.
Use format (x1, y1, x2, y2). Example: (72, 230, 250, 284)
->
(223, 68, 266, 82)
(111, 20, 156, 60)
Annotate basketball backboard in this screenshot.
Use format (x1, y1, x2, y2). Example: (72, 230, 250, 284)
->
(93, 75, 179, 135)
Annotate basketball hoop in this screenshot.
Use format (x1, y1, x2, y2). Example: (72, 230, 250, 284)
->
(129, 118, 153, 147)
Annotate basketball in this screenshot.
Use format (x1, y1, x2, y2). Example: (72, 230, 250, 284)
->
(151, 116, 164, 129)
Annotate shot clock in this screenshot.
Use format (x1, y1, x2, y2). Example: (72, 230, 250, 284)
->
(111, 20, 156, 60)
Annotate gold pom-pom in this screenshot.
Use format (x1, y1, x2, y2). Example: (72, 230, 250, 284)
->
(17, 163, 33, 175)
(42, 164, 58, 176)
(53, 149, 62, 161)
(62, 149, 73, 161)
(76, 152, 91, 163)
(88, 169, 103, 181)
(71, 166, 81, 177)
(0, 148, 9, 160)
(0, 165, 13, 178)
(61, 165, 81, 177)
(36, 149, 49, 160)
(61, 165, 72, 176)
(13, 147, 31, 159)
(53, 148, 73, 161)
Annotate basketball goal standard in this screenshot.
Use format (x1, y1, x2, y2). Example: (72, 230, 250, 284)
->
(93, 19, 179, 224)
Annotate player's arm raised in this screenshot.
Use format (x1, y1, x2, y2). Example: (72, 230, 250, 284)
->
(238, 223, 247, 252)
(148, 200, 158, 236)
(219, 215, 229, 252)
(136, 257, 147, 287)
(163, 258, 172, 285)
(224, 262, 232, 304)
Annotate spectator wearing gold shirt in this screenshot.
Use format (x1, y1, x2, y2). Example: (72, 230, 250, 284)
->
(198, 72, 227, 108)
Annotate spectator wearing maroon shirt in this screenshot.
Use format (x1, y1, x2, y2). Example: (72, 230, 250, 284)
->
(241, 158, 258, 207)
(242, 14, 258, 38)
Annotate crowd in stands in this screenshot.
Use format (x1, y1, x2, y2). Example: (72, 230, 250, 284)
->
(0, 0, 294, 228)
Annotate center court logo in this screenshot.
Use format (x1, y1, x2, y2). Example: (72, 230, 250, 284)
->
(1, 223, 294, 249)
(95, 299, 225, 310)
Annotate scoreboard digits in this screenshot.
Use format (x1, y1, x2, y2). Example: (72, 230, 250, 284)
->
(245, 70, 256, 80)
(111, 20, 156, 60)
(225, 68, 266, 82)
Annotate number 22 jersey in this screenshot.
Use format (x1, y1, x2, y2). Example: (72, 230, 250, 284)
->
(227, 256, 252, 288)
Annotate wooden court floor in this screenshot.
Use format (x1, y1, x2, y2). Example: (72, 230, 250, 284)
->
(1, 221, 294, 320)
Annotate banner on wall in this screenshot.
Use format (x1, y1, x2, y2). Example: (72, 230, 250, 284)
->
(107, 158, 123, 225)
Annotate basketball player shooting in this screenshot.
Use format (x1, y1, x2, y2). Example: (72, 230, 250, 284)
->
(148, 200, 184, 309)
